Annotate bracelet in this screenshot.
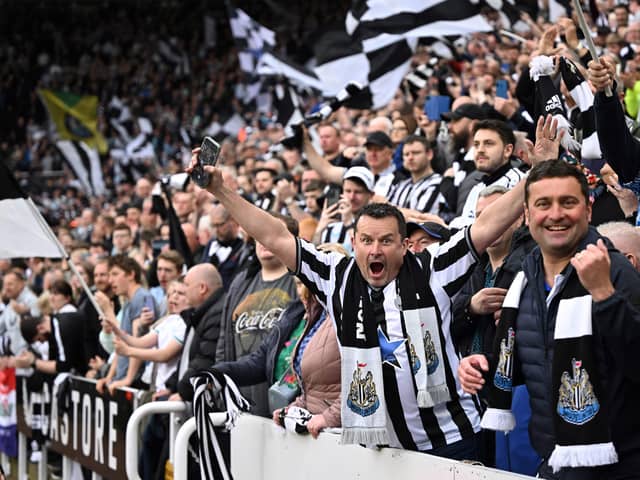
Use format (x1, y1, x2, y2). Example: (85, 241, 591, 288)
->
(284, 197, 294, 206)
(31, 356, 36, 368)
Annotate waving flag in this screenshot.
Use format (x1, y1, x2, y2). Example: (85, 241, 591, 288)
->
(0, 161, 63, 259)
(38, 89, 107, 154)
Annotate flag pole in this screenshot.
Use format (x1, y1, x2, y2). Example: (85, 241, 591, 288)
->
(499, 29, 527, 44)
(25, 199, 106, 319)
(572, 0, 613, 97)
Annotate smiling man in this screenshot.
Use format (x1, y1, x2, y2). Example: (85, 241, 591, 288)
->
(186, 116, 551, 460)
(450, 119, 527, 229)
(459, 160, 640, 478)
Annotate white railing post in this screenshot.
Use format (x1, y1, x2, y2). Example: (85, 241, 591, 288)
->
(18, 432, 27, 480)
(173, 412, 228, 479)
(38, 445, 48, 480)
(125, 401, 189, 480)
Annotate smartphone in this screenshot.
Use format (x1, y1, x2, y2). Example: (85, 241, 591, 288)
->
(325, 186, 341, 208)
(144, 296, 155, 315)
(199, 136, 221, 167)
(317, 185, 342, 220)
(191, 136, 220, 187)
(496, 79, 509, 99)
(424, 95, 451, 121)
(151, 238, 169, 257)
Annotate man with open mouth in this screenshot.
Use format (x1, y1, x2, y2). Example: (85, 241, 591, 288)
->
(185, 115, 560, 461)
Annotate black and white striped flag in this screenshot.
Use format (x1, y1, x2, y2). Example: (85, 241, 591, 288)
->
(313, 28, 414, 110)
(56, 140, 106, 197)
(272, 83, 305, 129)
(155, 38, 190, 77)
(228, 6, 276, 73)
(345, 0, 493, 40)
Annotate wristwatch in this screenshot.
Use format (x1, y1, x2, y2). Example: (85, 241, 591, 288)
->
(31, 356, 36, 368)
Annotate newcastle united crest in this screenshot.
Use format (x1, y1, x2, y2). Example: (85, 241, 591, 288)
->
(347, 363, 380, 417)
(494, 327, 515, 391)
(557, 358, 600, 425)
(423, 330, 439, 375)
(409, 340, 421, 375)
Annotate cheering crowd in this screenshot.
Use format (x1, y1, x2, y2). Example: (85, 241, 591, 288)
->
(3, 0, 640, 479)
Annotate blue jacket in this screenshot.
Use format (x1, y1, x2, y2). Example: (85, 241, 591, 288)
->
(516, 227, 640, 473)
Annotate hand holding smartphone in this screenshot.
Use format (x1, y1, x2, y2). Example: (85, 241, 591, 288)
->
(191, 136, 220, 188)
(424, 96, 451, 121)
(495, 79, 509, 99)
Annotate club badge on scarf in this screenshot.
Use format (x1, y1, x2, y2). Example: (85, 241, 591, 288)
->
(404, 307, 450, 407)
(481, 270, 618, 473)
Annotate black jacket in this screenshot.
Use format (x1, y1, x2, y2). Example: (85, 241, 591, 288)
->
(168, 287, 225, 400)
(452, 226, 535, 358)
(49, 312, 90, 375)
(214, 300, 305, 386)
(595, 90, 640, 183)
(516, 227, 640, 471)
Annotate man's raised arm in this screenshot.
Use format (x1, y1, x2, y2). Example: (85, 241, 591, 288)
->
(470, 114, 560, 253)
(302, 128, 346, 186)
(188, 152, 298, 271)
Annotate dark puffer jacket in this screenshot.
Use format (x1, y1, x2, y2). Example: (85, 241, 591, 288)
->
(170, 287, 225, 400)
(516, 227, 640, 473)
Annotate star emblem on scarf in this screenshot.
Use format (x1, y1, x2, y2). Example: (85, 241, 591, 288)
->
(377, 326, 405, 369)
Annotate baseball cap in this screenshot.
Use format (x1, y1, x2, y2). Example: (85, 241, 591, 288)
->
(406, 221, 451, 241)
(364, 131, 393, 149)
(441, 103, 486, 122)
(343, 166, 375, 192)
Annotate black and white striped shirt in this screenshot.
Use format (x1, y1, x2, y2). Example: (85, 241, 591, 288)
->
(295, 228, 482, 451)
(388, 173, 447, 215)
(320, 221, 353, 253)
(451, 164, 526, 229)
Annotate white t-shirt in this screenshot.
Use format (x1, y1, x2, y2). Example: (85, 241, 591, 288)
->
(142, 314, 186, 390)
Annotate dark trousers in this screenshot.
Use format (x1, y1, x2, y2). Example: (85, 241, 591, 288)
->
(139, 414, 168, 480)
(426, 432, 480, 461)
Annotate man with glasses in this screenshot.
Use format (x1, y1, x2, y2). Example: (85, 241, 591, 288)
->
(201, 204, 251, 290)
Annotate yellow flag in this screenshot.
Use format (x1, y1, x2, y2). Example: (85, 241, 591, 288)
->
(38, 89, 107, 154)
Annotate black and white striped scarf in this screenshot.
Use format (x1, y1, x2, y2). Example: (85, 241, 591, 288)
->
(529, 55, 581, 154)
(559, 57, 602, 162)
(191, 369, 251, 480)
(339, 252, 450, 445)
(481, 271, 618, 473)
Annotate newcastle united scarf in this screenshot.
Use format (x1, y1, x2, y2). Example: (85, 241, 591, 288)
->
(529, 55, 581, 154)
(339, 252, 450, 445)
(191, 369, 251, 480)
(481, 271, 618, 473)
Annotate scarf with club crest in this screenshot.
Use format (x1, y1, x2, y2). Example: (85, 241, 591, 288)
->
(339, 251, 451, 446)
(481, 271, 617, 473)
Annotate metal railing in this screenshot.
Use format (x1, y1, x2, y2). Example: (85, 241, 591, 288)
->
(124, 401, 189, 480)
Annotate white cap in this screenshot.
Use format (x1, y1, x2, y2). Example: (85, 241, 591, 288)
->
(343, 166, 374, 192)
